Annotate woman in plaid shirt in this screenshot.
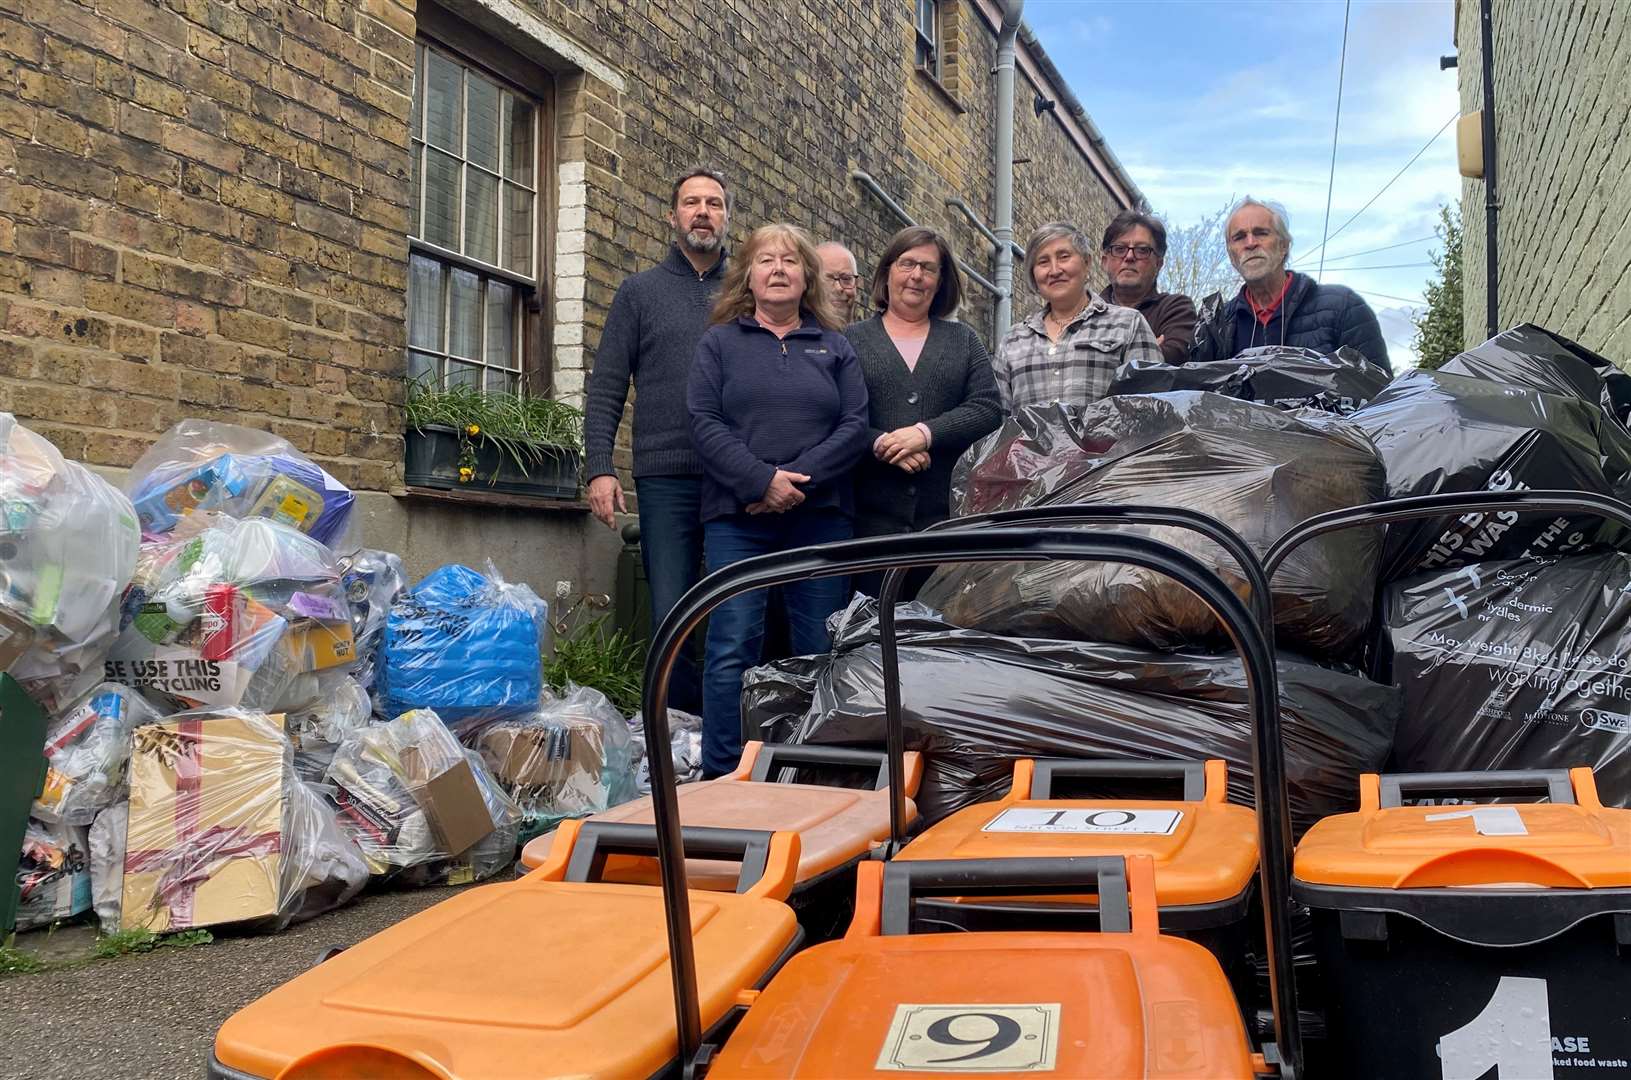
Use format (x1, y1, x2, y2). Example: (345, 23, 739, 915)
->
(993, 221, 1162, 411)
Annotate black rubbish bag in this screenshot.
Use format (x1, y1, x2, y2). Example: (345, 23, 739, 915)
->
(744, 600, 1400, 835)
(1350, 367, 1631, 581)
(1381, 551, 1631, 806)
(918, 394, 1385, 660)
(1440, 323, 1620, 404)
(1441, 323, 1631, 478)
(1108, 345, 1390, 415)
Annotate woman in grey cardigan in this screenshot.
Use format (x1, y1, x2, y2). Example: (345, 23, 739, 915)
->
(843, 226, 1002, 595)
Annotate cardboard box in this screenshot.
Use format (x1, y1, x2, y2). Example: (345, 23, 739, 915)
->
(400, 747, 491, 858)
(16, 821, 91, 930)
(280, 618, 355, 672)
(121, 712, 288, 932)
(478, 722, 605, 789)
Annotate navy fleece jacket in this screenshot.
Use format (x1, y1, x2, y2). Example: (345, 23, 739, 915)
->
(582, 246, 726, 480)
(686, 315, 871, 522)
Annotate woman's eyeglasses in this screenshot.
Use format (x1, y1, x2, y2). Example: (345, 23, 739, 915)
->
(894, 258, 942, 277)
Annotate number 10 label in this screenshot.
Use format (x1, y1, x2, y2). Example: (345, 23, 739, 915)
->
(981, 808, 1184, 835)
(875, 1004, 1061, 1072)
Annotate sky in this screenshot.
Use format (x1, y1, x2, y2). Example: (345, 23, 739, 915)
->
(1026, 0, 1462, 368)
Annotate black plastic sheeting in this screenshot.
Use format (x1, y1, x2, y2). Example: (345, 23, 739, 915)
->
(743, 600, 1399, 836)
(1108, 345, 1390, 415)
(1381, 551, 1631, 806)
(1352, 326, 1631, 581)
(1441, 323, 1630, 423)
(919, 394, 1384, 660)
(1441, 324, 1631, 487)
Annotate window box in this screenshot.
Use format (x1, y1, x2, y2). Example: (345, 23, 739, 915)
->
(405, 424, 581, 500)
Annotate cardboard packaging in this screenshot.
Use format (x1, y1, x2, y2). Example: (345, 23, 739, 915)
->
(281, 618, 355, 673)
(0, 607, 38, 670)
(400, 746, 491, 858)
(121, 712, 288, 932)
(477, 722, 603, 788)
(16, 820, 91, 930)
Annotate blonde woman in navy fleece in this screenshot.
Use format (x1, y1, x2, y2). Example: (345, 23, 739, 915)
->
(687, 223, 871, 777)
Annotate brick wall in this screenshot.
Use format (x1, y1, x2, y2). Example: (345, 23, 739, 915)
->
(538, 0, 1134, 478)
(1458, 0, 1631, 363)
(0, 0, 1131, 492)
(0, 0, 416, 490)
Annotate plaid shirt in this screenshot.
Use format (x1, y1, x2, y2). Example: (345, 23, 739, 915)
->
(993, 295, 1162, 411)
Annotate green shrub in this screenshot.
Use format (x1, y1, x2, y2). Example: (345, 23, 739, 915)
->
(543, 614, 645, 716)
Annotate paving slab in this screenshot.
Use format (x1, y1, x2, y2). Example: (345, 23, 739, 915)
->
(0, 882, 480, 1080)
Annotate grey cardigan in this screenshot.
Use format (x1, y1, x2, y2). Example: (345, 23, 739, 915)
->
(844, 316, 1003, 536)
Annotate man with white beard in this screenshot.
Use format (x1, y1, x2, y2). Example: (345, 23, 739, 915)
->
(583, 167, 731, 713)
(1189, 196, 1390, 370)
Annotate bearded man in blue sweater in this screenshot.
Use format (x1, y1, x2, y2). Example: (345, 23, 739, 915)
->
(583, 167, 731, 714)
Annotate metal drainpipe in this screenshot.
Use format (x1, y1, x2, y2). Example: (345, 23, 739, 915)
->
(1479, 0, 1500, 338)
(946, 197, 1025, 259)
(851, 170, 1005, 297)
(993, 0, 1023, 341)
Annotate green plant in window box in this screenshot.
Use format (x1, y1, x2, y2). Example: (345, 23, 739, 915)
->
(404, 378, 586, 498)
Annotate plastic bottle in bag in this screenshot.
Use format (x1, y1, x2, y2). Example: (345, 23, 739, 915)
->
(0, 414, 141, 711)
(125, 419, 356, 547)
(105, 518, 358, 714)
(33, 682, 163, 826)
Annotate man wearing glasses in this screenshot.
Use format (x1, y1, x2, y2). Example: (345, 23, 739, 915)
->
(1098, 210, 1197, 365)
(817, 241, 861, 323)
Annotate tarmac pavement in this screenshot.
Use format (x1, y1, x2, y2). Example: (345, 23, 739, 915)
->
(0, 881, 481, 1080)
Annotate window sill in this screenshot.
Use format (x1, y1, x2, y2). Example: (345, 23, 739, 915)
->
(398, 484, 590, 513)
(913, 66, 966, 115)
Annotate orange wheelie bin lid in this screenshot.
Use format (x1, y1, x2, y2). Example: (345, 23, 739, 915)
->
(1292, 767, 1631, 1080)
(210, 822, 802, 1080)
(898, 757, 1258, 919)
(1295, 766, 1631, 889)
(708, 854, 1259, 1079)
(520, 742, 923, 891)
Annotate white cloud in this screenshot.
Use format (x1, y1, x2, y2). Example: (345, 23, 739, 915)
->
(1030, 0, 1461, 327)
(1376, 304, 1424, 369)
(1068, 14, 1113, 42)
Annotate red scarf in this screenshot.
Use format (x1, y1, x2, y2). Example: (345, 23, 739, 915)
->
(1243, 272, 1293, 326)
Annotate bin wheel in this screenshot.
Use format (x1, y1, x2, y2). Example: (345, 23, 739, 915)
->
(313, 945, 347, 966)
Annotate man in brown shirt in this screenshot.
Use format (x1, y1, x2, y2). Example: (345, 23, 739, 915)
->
(1098, 209, 1197, 365)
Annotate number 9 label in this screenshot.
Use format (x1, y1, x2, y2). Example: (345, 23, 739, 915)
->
(875, 1003, 1061, 1072)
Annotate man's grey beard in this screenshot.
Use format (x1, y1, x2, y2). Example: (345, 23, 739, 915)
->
(679, 227, 721, 253)
(1233, 252, 1286, 285)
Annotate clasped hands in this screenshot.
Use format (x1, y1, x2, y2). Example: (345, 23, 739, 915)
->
(875, 425, 929, 474)
(746, 468, 810, 515)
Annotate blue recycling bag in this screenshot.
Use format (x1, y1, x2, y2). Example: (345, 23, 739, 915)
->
(381, 564, 548, 730)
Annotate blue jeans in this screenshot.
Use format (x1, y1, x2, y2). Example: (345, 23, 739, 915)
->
(636, 475, 705, 715)
(701, 508, 853, 777)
